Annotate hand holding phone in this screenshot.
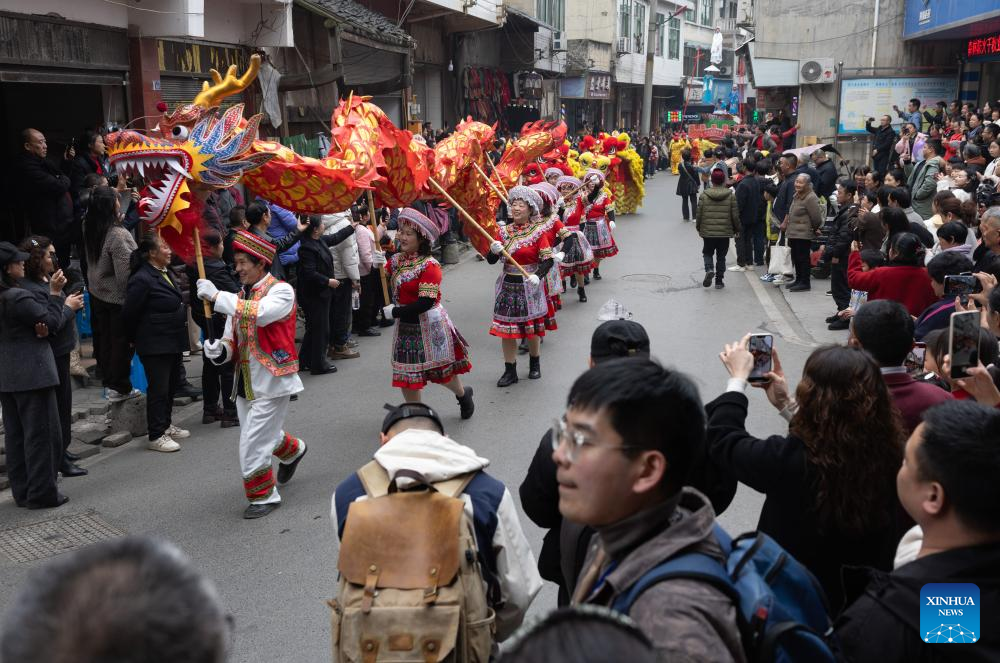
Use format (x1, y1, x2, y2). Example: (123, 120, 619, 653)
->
(747, 334, 774, 383)
(948, 310, 980, 379)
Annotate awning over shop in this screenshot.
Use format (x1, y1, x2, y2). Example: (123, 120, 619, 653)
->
(735, 39, 799, 88)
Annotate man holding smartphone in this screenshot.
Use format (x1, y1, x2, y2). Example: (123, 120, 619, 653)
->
(913, 252, 976, 340)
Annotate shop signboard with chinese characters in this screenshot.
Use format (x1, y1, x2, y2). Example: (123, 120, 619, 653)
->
(903, 0, 1000, 40)
(968, 32, 1000, 61)
(587, 73, 611, 99)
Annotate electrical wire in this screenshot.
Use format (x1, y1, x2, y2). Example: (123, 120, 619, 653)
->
(100, 0, 202, 14)
(752, 12, 904, 46)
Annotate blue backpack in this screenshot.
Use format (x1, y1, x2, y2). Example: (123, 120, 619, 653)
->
(611, 524, 836, 663)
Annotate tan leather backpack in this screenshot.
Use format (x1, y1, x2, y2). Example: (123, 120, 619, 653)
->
(330, 462, 495, 662)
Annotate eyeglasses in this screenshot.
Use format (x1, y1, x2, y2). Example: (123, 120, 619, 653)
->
(550, 417, 639, 463)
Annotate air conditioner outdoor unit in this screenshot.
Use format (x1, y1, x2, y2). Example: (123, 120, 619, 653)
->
(799, 58, 837, 85)
(552, 30, 565, 52)
(617, 37, 629, 54)
(718, 65, 732, 76)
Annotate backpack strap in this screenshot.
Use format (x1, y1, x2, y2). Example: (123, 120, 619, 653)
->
(610, 524, 739, 615)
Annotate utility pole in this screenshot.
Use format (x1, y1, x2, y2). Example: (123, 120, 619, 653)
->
(639, 7, 657, 136)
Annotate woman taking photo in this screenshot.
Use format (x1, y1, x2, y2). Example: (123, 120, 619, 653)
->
(488, 186, 554, 387)
(0, 241, 83, 508)
(18, 236, 88, 477)
(83, 185, 139, 402)
(122, 235, 189, 453)
(782, 173, 823, 292)
(712, 341, 908, 612)
(382, 208, 473, 418)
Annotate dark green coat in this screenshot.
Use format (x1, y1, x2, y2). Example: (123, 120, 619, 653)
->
(696, 186, 740, 238)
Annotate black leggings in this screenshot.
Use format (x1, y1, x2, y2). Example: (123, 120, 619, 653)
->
(681, 194, 698, 221)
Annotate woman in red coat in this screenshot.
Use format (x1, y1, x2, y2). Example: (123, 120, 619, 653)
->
(383, 208, 474, 418)
(487, 186, 555, 387)
(847, 233, 937, 316)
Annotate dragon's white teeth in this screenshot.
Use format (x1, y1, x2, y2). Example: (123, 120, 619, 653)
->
(166, 160, 191, 178)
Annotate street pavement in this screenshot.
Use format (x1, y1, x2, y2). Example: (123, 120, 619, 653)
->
(0, 172, 849, 661)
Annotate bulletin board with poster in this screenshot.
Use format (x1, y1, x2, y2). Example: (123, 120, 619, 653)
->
(837, 76, 958, 135)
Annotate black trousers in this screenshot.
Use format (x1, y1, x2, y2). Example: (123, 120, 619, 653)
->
(831, 261, 850, 310)
(736, 223, 767, 266)
(1, 387, 62, 506)
(201, 355, 235, 415)
(702, 237, 730, 277)
(789, 238, 812, 287)
(681, 193, 698, 221)
(54, 353, 73, 454)
(329, 279, 353, 347)
(300, 292, 331, 372)
(141, 353, 181, 440)
(90, 295, 134, 394)
(354, 271, 381, 332)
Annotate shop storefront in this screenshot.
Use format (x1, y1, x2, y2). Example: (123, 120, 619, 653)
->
(560, 72, 612, 135)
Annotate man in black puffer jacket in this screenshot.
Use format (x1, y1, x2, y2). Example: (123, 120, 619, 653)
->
(821, 178, 859, 329)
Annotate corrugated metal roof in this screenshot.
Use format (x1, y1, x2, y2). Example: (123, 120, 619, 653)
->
(302, 0, 413, 48)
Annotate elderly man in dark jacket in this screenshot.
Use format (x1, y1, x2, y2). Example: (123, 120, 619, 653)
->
(13, 129, 74, 266)
(811, 149, 838, 203)
(821, 179, 859, 328)
(865, 115, 897, 175)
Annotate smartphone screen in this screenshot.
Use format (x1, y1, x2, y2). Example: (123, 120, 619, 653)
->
(905, 342, 926, 376)
(747, 334, 773, 383)
(949, 311, 980, 379)
(943, 274, 981, 297)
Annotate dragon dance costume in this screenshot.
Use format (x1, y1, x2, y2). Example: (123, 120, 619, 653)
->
(203, 231, 307, 518)
(385, 210, 471, 391)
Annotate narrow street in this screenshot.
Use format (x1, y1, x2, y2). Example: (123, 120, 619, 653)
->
(0, 173, 847, 661)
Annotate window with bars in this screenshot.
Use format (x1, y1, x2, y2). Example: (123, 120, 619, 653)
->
(655, 12, 665, 56)
(668, 17, 680, 59)
(634, 2, 646, 54)
(620, 0, 632, 42)
(700, 0, 714, 26)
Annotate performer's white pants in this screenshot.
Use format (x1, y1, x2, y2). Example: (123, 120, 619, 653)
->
(236, 395, 304, 504)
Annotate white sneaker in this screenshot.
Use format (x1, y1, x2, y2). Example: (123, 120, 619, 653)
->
(148, 434, 180, 452)
(771, 276, 789, 285)
(166, 425, 190, 439)
(727, 265, 747, 272)
(107, 388, 142, 402)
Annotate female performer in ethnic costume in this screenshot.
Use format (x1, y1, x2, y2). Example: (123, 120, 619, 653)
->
(487, 186, 555, 387)
(529, 182, 570, 313)
(568, 169, 618, 281)
(556, 175, 594, 301)
(381, 208, 474, 418)
(196, 230, 307, 519)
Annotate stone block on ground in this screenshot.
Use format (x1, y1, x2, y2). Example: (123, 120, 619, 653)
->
(101, 431, 133, 448)
(173, 396, 193, 407)
(66, 441, 101, 460)
(72, 421, 110, 445)
(71, 408, 89, 422)
(0, 476, 8, 491)
(89, 404, 109, 415)
(108, 394, 147, 438)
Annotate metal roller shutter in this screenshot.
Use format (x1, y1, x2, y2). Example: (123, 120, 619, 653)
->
(159, 76, 244, 111)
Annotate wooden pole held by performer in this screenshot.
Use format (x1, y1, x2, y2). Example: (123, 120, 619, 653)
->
(473, 162, 509, 206)
(365, 189, 391, 303)
(192, 227, 215, 340)
(486, 156, 509, 197)
(427, 177, 531, 279)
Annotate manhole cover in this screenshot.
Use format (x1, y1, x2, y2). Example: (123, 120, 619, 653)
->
(622, 273, 670, 284)
(0, 512, 125, 563)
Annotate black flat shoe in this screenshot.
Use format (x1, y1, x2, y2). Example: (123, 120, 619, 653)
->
(311, 363, 338, 375)
(828, 318, 851, 330)
(359, 328, 381, 337)
(220, 415, 240, 428)
(825, 314, 840, 324)
(60, 461, 88, 478)
(27, 494, 69, 509)
(64, 450, 81, 461)
(277, 446, 307, 485)
(378, 318, 395, 328)
(457, 386, 475, 420)
(243, 502, 280, 519)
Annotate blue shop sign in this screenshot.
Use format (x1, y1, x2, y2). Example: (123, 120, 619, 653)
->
(904, 0, 1000, 40)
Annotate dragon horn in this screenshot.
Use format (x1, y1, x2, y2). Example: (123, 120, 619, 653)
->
(193, 54, 262, 109)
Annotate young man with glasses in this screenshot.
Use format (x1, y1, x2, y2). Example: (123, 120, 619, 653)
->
(553, 358, 744, 662)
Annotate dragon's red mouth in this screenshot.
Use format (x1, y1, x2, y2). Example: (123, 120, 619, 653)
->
(107, 131, 194, 228)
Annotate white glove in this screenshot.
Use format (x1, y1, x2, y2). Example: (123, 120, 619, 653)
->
(609, 221, 617, 231)
(203, 339, 224, 360)
(527, 274, 540, 287)
(196, 279, 219, 302)
(372, 251, 387, 268)
(489, 240, 504, 255)
(382, 305, 395, 321)
(552, 251, 565, 263)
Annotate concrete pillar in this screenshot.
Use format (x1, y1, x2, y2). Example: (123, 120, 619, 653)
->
(128, 37, 163, 132)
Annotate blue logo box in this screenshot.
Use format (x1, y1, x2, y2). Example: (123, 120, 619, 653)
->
(920, 583, 980, 644)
